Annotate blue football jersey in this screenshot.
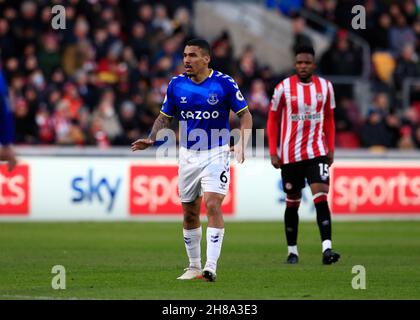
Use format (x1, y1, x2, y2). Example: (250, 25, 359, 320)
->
(0, 68, 14, 145)
(160, 70, 248, 150)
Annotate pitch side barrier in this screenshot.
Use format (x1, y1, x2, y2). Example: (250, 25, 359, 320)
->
(1, 147, 419, 221)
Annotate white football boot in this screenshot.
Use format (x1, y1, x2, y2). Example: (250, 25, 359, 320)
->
(177, 267, 202, 280)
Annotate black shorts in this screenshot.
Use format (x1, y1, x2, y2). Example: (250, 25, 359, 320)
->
(281, 156, 330, 194)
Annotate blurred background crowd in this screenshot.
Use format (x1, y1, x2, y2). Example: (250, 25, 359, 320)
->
(1, 0, 420, 150)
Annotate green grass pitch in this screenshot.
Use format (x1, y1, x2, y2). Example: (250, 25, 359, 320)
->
(0, 221, 419, 300)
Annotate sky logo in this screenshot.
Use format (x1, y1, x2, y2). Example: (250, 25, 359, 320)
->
(71, 169, 121, 213)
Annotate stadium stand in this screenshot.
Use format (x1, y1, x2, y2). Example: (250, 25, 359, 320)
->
(0, 0, 419, 149)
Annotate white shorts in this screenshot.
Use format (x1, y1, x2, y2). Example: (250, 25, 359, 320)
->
(178, 144, 230, 202)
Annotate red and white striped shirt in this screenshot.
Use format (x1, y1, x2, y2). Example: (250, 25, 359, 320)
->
(267, 75, 336, 165)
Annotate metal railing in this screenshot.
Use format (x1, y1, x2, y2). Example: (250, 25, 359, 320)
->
(322, 76, 371, 116)
(402, 77, 420, 109)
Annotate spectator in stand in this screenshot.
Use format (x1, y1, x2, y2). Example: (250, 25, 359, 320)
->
(0, 18, 15, 60)
(360, 108, 395, 148)
(390, 14, 416, 57)
(335, 97, 362, 133)
(62, 16, 93, 76)
(371, 92, 400, 146)
(35, 104, 55, 144)
(51, 100, 72, 145)
(291, 13, 313, 55)
(236, 45, 258, 93)
(319, 29, 363, 76)
(334, 97, 362, 148)
(414, 126, 420, 148)
(370, 12, 392, 52)
(153, 4, 173, 36)
(37, 33, 61, 80)
(413, 20, 420, 56)
(153, 36, 183, 74)
(399, 107, 420, 149)
(14, 96, 38, 144)
(247, 79, 270, 131)
(172, 6, 195, 38)
(114, 100, 142, 146)
(402, 0, 417, 25)
(129, 22, 151, 60)
(211, 31, 235, 76)
(92, 89, 122, 144)
(62, 82, 84, 120)
(74, 70, 98, 112)
(393, 43, 420, 92)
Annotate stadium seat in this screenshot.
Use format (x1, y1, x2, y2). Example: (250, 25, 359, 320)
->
(372, 52, 396, 84)
(336, 131, 361, 148)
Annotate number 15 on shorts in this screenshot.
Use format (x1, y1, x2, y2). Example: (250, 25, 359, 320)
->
(319, 163, 329, 180)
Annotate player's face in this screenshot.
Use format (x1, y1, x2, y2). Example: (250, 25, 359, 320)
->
(295, 53, 315, 82)
(183, 45, 210, 77)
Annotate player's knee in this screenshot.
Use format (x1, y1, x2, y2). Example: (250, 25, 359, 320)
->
(205, 198, 221, 215)
(286, 191, 301, 200)
(310, 183, 329, 195)
(184, 212, 199, 225)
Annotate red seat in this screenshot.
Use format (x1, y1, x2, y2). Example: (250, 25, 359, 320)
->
(411, 102, 420, 124)
(336, 131, 361, 148)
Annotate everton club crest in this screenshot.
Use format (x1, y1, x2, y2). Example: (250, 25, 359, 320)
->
(207, 93, 219, 105)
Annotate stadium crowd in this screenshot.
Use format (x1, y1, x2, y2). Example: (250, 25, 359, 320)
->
(1, 0, 420, 149)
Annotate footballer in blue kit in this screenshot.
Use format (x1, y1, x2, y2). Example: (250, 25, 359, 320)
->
(132, 39, 253, 282)
(160, 69, 249, 150)
(0, 66, 17, 172)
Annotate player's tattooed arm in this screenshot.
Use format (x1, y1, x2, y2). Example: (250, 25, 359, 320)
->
(237, 108, 253, 148)
(148, 113, 172, 142)
(234, 108, 253, 163)
(131, 113, 172, 151)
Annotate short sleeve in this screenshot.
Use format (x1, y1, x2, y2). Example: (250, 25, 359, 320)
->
(0, 70, 14, 145)
(326, 81, 336, 110)
(224, 77, 248, 114)
(160, 80, 176, 118)
(270, 83, 284, 112)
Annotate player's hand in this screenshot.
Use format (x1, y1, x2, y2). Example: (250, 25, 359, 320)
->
(131, 138, 154, 151)
(0, 145, 18, 172)
(230, 144, 245, 164)
(326, 151, 334, 166)
(270, 155, 281, 169)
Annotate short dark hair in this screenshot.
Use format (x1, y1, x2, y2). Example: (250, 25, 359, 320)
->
(295, 45, 315, 57)
(186, 38, 211, 56)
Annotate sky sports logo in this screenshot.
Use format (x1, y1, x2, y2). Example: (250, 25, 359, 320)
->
(71, 169, 122, 213)
(331, 166, 420, 214)
(0, 164, 30, 215)
(129, 165, 234, 215)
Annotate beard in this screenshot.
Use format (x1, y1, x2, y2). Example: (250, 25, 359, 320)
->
(185, 69, 195, 77)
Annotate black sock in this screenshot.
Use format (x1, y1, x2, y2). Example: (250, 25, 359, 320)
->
(315, 200, 332, 242)
(284, 204, 299, 246)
